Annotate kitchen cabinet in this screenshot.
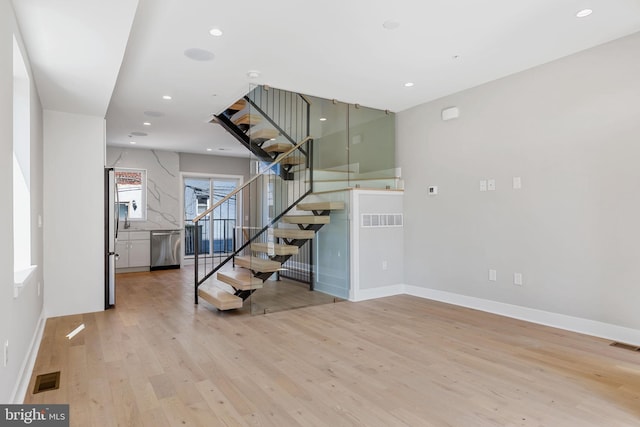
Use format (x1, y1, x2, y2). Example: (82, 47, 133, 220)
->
(116, 231, 150, 270)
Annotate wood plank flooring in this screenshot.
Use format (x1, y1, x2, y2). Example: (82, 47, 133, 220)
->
(24, 268, 640, 426)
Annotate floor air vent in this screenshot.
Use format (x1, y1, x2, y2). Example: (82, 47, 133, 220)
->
(610, 342, 640, 352)
(33, 371, 61, 394)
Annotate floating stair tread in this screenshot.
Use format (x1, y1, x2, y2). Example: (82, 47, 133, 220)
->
(248, 128, 279, 141)
(277, 155, 305, 165)
(233, 114, 262, 126)
(273, 228, 315, 239)
(264, 142, 294, 153)
(228, 99, 246, 111)
(297, 201, 345, 211)
(283, 215, 331, 225)
(217, 270, 263, 291)
(198, 286, 243, 310)
(251, 243, 299, 256)
(235, 256, 282, 273)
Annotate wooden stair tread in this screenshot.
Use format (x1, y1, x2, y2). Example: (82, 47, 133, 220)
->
(198, 286, 243, 310)
(251, 243, 299, 255)
(277, 155, 305, 165)
(235, 256, 282, 273)
(264, 142, 294, 153)
(217, 270, 263, 291)
(233, 114, 262, 126)
(228, 99, 246, 111)
(282, 215, 331, 225)
(248, 128, 279, 141)
(273, 228, 315, 239)
(297, 201, 345, 211)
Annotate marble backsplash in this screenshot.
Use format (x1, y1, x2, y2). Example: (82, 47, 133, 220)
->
(107, 147, 180, 230)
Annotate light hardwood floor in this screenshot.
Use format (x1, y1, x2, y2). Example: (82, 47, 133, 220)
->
(25, 268, 640, 426)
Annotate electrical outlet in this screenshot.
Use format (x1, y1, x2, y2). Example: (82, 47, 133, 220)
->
(382, 261, 388, 270)
(514, 273, 523, 286)
(489, 269, 497, 281)
(513, 177, 522, 189)
(3, 340, 8, 367)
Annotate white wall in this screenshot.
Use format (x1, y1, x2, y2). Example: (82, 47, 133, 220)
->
(398, 32, 640, 332)
(0, 0, 45, 403)
(44, 110, 105, 318)
(179, 152, 250, 180)
(352, 191, 404, 297)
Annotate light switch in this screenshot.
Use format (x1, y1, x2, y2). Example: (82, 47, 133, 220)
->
(480, 180, 487, 192)
(487, 179, 496, 191)
(513, 177, 522, 190)
(514, 273, 523, 286)
(428, 186, 438, 195)
(489, 269, 497, 281)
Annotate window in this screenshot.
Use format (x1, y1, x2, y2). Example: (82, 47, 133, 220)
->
(13, 35, 33, 283)
(115, 169, 147, 221)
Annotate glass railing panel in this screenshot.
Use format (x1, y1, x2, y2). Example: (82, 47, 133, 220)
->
(347, 104, 397, 189)
(307, 95, 349, 192)
(312, 190, 350, 300)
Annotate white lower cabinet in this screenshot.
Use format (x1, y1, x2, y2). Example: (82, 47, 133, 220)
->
(116, 231, 150, 270)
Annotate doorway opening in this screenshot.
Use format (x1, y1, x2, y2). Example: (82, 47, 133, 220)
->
(183, 175, 242, 263)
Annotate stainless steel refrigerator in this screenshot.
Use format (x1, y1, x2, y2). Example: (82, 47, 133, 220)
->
(104, 168, 118, 308)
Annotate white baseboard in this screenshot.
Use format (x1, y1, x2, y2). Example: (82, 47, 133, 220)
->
(404, 285, 640, 347)
(350, 284, 405, 302)
(350, 283, 640, 346)
(10, 309, 46, 403)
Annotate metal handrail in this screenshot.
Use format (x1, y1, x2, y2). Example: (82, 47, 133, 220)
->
(192, 136, 313, 224)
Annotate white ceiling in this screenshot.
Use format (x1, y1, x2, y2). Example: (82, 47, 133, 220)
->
(13, 0, 640, 157)
(11, 0, 138, 117)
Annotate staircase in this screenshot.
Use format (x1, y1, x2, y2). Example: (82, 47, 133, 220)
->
(211, 86, 310, 179)
(194, 85, 341, 311)
(197, 201, 343, 310)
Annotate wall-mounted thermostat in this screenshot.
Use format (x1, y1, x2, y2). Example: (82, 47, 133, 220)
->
(428, 186, 438, 195)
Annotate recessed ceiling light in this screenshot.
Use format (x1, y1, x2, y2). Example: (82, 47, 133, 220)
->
(206, 148, 213, 152)
(319, 117, 327, 121)
(184, 48, 215, 61)
(576, 9, 593, 18)
(143, 122, 151, 126)
(247, 70, 260, 79)
(404, 82, 414, 87)
(209, 28, 223, 37)
(162, 95, 172, 100)
(269, 138, 276, 141)
(383, 19, 400, 30)
(130, 141, 137, 145)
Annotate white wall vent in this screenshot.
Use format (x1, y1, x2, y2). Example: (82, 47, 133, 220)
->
(361, 213, 403, 228)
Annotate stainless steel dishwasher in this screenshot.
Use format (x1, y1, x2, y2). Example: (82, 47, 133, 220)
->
(150, 230, 181, 270)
